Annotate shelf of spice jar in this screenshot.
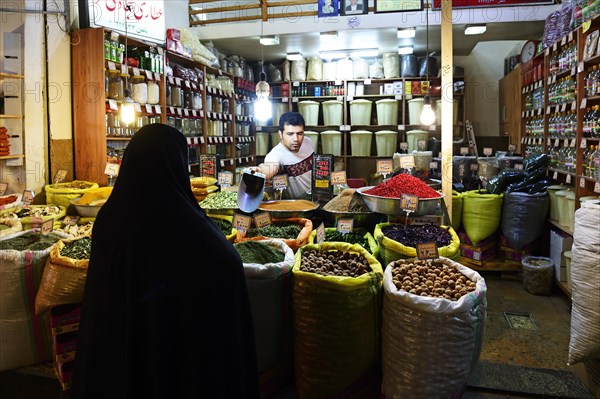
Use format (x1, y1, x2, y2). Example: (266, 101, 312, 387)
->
(235, 115, 254, 122)
(583, 53, 600, 65)
(206, 112, 233, 121)
(206, 136, 234, 144)
(186, 137, 204, 145)
(236, 136, 255, 142)
(548, 167, 577, 177)
(236, 156, 255, 164)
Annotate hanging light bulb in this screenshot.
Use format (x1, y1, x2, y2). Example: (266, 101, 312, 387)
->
(121, 90, 136, 125)
(420, 94, 436, 125)
(254, 71, 272, 121)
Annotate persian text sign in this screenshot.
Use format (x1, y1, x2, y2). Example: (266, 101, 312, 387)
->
(433, 0, 553, 8)
(90, 0, 166, 43)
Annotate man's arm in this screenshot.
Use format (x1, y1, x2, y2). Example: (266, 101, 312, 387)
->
(254, 162, 279, 180)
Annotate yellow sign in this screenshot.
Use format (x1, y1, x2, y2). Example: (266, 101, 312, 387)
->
(400, 194, 419, 213)
(582, 20, 592, 33)
(416, 242, 439, 260)
(253, 212, 272, 229)
(376, 159, 393, 175)
(233, 213, 252, 233)
(315, 179, 329, 188)
(336, 218, 354, 234)
(331, 171, 347, 185)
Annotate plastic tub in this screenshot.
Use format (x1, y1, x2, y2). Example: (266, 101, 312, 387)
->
(408, 98, 424, 125)
(304, 131, 319, 152)
(323, 62, 337, 80)
(298, 100, 320, 126)
(406, 129, 429, 153)
(564, 250, 572, 289)
(566, 191, 576, 232)
(547, 184, 566, 221)
(413, 150, 433, 171)
(350, 130, 373, 156)
(376, 99, 399, 125)
(336, 58, 353, 80)
(579, 195, 599, 203)
(555, 190, 570, 228)
(321, 130, 342, 156)
(435, 99, 460, 125)
(273, 103, 288, 127)
(256, 132, 269, 155)
(270, 132, 281, 149)
(375, 130, 398, 157)
(322, 100, 343, 126)
(522, 256, 554, 295)
(350, 99, 373, 125)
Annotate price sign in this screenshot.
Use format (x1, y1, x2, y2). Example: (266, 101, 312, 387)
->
(521, 137, 526, 144)
(62, 215, 80, 226)
(155, 105, 162, 114)
(331, 171, 347, 185)
(514, 163, 524, 170)
(108, 99, 118, 111)
(417, 139, 427, 150)
(253, 212, 272, 229)
(104, 163, 120, 176)
(121, 64, 128, 74)
(200, 155, 218, 178)
(398, 155, 415, 170)
(571, 101, 577, 111)
(416, 242, 439, 260)
(132, 67, 140, 76)
(292, 97, 298, 103)
(553, 171, 558, 180)
(470, 163, 479, 171)
(145, 104, 153, 113)
(218, 171, 233, 186)
(580, 177, 587, 188)
(595, 182, 600, 193)
(316, 222, 326, 245)
(483, 147, 493, 156)
(561, 103, 567, 112)
(108, 61, 116, 71)
(376, 159, 393, 175)
(282, 97, 288, 103)
(571, 66, 576, 76)
(347, 95, 354, 101)
(315, 179, 329, 188)
(0, 182, 8, 195)
(564, 139, 569, 147)
(429, 161, 438, 170)
(581, 138, 587, 148)
(22, 189, 35, 205)
(547, 138, 552, 146)
(460, 147, 469, 155)
(293, 81, 300, 87)
(400, 194, 419, 213)
(273, 175, 288, 190)
(578, 61, 585, 73)
(570, 138, 576, 148)
(41, 219, 53, 235)
(555, 139, 560, 147)
(566, 174, 572, 184)
(53, 169, 67, 183)
(561, 36, 566, 46)
(546, 106, 551, 114)
(336, 218, 354, 234)
(400, 142, 408, 151)
(581, 98, 587, 109)
(364, 79, 372, 85)
(569, 31, 574, 41)
(233, 213, 252, 233)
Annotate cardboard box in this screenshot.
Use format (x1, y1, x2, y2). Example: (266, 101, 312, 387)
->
(384, 83, 394, 95)
(550, 229, 573, 252)
(52, 330, 78, 355)
(460, 244, 497, 261)
(393, 81, 403, 90)
(404, 81, 412, 95)
(49, 304, 81, 329)
(411, 81, 421, 95)
(554, 264, 568, 282)
(550, 246, 568, 268)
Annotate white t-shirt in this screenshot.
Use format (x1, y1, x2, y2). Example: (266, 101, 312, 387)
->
(264, 137, 314, 199)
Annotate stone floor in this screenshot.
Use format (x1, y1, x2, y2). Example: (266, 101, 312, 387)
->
(0, 272, 592, 399)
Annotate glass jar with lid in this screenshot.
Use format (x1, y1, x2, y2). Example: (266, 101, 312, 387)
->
(205, 92, 213, 112)
(184, 86, 194, 109)
(131, 75, 148, 104)
(171, 83, 184, 107)
(192, 90, 202, 110)
(147, 79, 160, 104)
(108, 70, 124, 101)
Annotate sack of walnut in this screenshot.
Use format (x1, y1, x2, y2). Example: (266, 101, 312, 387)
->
(382, 257, 487, 399)
(292, 242, 384, 398)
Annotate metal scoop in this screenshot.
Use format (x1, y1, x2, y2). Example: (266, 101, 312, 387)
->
(237, 168, 266, 213)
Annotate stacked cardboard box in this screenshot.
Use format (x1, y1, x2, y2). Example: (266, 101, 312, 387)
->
(458, 231, 498, 267)
(549, 229, 573, 283)
(50, 303, 81, 391)
(499, 235, 539, 263)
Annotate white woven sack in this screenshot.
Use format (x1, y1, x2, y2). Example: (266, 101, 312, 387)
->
(568, 200, 600, 365)
(382, 257, 487, 399)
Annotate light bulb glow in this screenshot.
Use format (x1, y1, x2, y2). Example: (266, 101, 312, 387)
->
(420, 104, 435, 125)
(121, 97, 136, 125)
(255, 97, 272, 121)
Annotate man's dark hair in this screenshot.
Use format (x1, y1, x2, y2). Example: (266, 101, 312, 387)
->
(279, 112, 305, 131)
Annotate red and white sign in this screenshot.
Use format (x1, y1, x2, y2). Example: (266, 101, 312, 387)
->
(90, 0, 165, 43)
(433, 0, 552, 8)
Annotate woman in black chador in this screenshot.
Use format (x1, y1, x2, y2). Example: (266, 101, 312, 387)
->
(71, 123, 259, 398)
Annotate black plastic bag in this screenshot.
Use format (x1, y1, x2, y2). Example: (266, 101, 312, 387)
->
(486, 169, 526, 194)
(528, 179, 552, 194)
(525, 153, 550, 171)
(501, 192, 549, 250)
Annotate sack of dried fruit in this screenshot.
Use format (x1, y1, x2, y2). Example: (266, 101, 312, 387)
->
(35, 236, 91, 316)
(292, 242, 384, 399)
(237, 217, 312, 252)
(374, 222, 460, 265)
(45, 180, 99, 209)
(0, 217, 22, 238)
(382, 257, 487, 398)
(235, 239, 295, 397)
(1, 205, 67, 230)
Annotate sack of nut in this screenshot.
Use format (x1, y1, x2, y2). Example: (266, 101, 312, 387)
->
(382, 257, 487, 399)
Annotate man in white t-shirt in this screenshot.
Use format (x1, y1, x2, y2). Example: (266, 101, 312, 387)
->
(257, 112, 314, 199)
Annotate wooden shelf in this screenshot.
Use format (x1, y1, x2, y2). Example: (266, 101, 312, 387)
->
(549, 218, 573, 236)
(0, 154, 24, 160)
(0, 72, 24, 79)
(0, 114, 24, 119)
(555, 279, 572, 299)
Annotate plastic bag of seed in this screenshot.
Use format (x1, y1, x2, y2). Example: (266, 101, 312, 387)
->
(292, 242, 384, 399)
(382, 257, 487, 398)
(35, 236, 92, 316)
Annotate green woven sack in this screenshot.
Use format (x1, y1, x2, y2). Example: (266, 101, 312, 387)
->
(452, 191, 463, 231)
(461, 190, 504, 245)
(45, 181, 99, 209)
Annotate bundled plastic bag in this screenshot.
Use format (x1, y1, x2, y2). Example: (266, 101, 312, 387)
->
(501, 192, 549, 250)
(461, 190, 503, 245)
(282, 59, 291, 81)
(180, 28, 219, 67)
(291, 59, 307, 81)
(568, 200, 600, 365)
(369, 59, 384, 79)
(486, 169, 526, 194)
(382, 257, 486, 398)
(307, 56, 323, 80)
(293, 242, 383, 399)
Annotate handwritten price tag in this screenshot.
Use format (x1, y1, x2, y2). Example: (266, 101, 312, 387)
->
(377, 159, 393, 175)
(273, 175, 288, 191)
(400, 194, 419, 213)
(41, 219, 53, 235)
(62, 215, 80, 226)
(580, 177, 586, 188)
(233, 213, 252, 233)
(416, 242, 439, 260)
(429, 161, 438, 170)
(483, 147, 493, 156)
(460, 147, 469, 155)
(508, 144, 516, 152)
(566, 174, 572, 184)
(22, 189, 35, 205)
(400, 142, 408, 151)
(316, 222, 326, 245)
(218, 171, 233, 186)
(54, 170, 68, 182)
(331, 171, 347, 185)
(315, 179, 329, 188)
(0, 182, 8, 196)
(104, 163, 120, 177)
(253, 212, 272, 229)
(594, 182, 600, 193)
(417, 139, 427, 150)
(581, 138, 587, 149)
(336, 218, 354, 234)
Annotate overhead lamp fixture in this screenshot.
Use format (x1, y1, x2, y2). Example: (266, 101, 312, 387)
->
(120, 5, 135, 126)
(255, 21, 272, 122)
(286, 52, 304, 61)
(420, 1, 435, 126)
(259, 35, 280, 46)
(350, 49, 379, 58)
(398, 45, 414, 55)
(465, 24, 487, 35)
(397, 27, 416, 38)
(319, 51, 348, 60)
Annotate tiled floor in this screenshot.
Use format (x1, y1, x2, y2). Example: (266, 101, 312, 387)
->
(0, 272, 591, 398)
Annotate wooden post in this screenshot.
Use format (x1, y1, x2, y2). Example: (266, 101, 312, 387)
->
(441, 0, 453, 221)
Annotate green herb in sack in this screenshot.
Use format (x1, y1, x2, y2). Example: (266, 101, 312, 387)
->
(325, 230, 369, 249)
(245, 223, 301, 239)
(210, 218, 232, 236)
(0, 232, 63, 251)
(60, 237, 92, 260)
(234, 241, 285, 264)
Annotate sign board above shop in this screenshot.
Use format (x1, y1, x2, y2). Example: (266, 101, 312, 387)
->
(89, 0, 166, 43)
(433, 0, 553, 8)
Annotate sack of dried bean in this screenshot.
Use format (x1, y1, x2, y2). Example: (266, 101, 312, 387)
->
(382, 257, 487, 398)
(292, 242, 383, 398)
(374, 223, 460, 265)
(236, 217, 313, 252)
(35, 236, 91, 316)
